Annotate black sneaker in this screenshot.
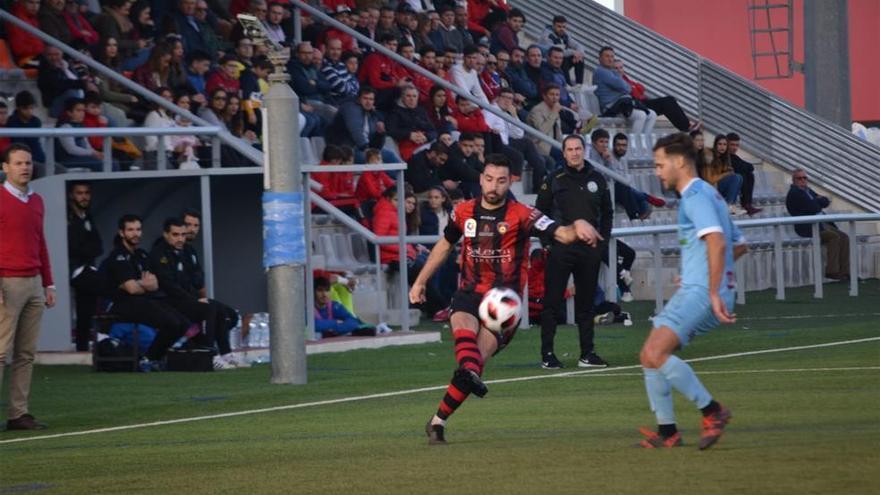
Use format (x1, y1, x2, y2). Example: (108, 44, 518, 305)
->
(578, 352, 608, 368)
(541, 353, 564, 369)
(454, 368, 488, 398)
(425, 420, 447, 445)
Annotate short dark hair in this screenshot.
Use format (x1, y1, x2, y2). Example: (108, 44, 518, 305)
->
(3, 143, 32, 163)
(181, 208, 201, 220)
(653, 133, 696, 165)
(497, 87, 514, 97)
(377, 33, 398, 44)
(548, 46, 564, 57)
(358, 86, 376, 97)
(438, 5, 454, 15)
(463, 44, 479, 56)
(117, 214, 142, 230)
(188, 50, 212, 64)
(726, 132, 741, 142)
(163, 217, 185, 232)
(322, 144, 346, 162)
(397, 41, 413, 51)
(458, 132, 477, 142)
(562, 134, 584, 149)
(429, 141, 449, 155)
(508, 8, 525, 21)
(314, 276, 331, 291)
(0, 101, 6, 110)
(552, 15, 567, 24)
(613, 132, 628, 143)
(340, 51, 358, 63)
(590, 128, 610, 143)
(219, 54, 238, 66)
(253, 54, 273, 71)
(448, 188, 464, 201)
(484, 153, 509, 169)
(689, 130, 702, 139)
(599, 45, 615, 57)
(542, 83, 561, 95)
(67, 180, 91, 194)
(364, 148, 382, 162)
(418, 46, 436, 58)
(64, 97, 85, 113)
(14, 90, 36, 108)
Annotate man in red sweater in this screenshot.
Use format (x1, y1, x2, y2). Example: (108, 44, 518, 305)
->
(0, 143, 55, 431)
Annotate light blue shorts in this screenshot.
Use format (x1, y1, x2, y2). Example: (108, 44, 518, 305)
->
(652, 285, 735, 347)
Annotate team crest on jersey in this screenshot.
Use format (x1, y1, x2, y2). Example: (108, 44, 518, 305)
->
(497, 222, 509, 234)
(587, 181, 598, 193)
(464, 218, 477, 237)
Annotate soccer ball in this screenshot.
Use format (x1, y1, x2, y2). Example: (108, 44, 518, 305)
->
(478, 287, 523, 333)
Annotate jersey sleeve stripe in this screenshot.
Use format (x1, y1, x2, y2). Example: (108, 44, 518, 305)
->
(696, 226, 723, 238)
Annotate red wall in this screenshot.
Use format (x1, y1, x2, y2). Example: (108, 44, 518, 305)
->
(624, 0, 879, 123)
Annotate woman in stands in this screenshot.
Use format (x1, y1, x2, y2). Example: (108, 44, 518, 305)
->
(132, 42, 173, 92)
(198, 88, 228, 128)
(142, 86, 175, 167)
(424, 85, 457, 134)
(703, 135, 746, 215)
(129, 0, 156, 43)
(95, 37, 140, 118)
(419, 186, 457, 321)
(165, 36, 190, 95)
(690, 130, 706, 178)
(168, 91, 202, 168)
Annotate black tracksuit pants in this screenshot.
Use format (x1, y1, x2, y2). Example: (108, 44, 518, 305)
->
(71, 268, 102, 351)
(540, 242, 603, 357)
(110, 298, 191, 361)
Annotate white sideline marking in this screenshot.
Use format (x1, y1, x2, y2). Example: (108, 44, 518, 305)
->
(737, 313, 880, 321)
(1, 336, 878, 446)
(566, 367, 880, 379)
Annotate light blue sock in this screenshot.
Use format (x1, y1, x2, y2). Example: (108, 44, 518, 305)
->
(659, 355, 713, 409)
(643, 368, 675, 425)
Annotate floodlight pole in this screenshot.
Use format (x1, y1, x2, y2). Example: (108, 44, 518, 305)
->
(257, 29, 308, 384)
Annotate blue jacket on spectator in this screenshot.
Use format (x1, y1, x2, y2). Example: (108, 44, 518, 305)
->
(186, 68, 206, 96)
(540, 63, 572, 107)
(505, 64, 538, 102)
(288, 58, 331, 103)
(315, 300, 363, 336)
(320, 58, 359, 105)
(786, 184, 833, 238)
(167, 12, 211, 61)
(325, 99, 385, 150)
(593, 65, 632, 111)
(6, 111, 46, 163)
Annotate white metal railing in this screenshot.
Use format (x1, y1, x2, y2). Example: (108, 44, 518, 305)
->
(0, 126, 225, 172)
(608, 213, 880, 313)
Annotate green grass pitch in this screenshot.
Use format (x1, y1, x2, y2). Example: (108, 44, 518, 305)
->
(2, 281, 879, 494)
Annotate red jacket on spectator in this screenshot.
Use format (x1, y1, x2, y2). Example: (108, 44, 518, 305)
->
(322, 0, 355, 12)
(452, 106, 491, 133)
(7, 2, 45, 66)
(480, 69, 502, 102)
(355, 170, 395, 203)
(312, 160, 357, 200)
(206, 70, 241, 97)
(82, 113, 107, 151)
(63, 11, 100, 47)
(408, 66, 436, 105)
(358, 51, 405, 90)
(622, 73, 647, 101)
(229, 0, 250, 17)
(372, 196, 416, 264)
(468, 0, 509, 32)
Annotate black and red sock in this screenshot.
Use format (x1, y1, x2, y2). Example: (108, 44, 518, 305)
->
(435, 329, 484, 421)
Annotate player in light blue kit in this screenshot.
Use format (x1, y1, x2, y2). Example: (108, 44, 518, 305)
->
(638, 133, 748, 449)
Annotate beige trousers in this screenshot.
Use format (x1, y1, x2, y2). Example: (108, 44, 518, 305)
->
(0, 276, 45, 420)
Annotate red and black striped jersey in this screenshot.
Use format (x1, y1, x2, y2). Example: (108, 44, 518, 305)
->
(444, 199, 558, 295)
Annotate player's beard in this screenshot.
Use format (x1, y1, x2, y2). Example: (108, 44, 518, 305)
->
(482, 191, 503, 205)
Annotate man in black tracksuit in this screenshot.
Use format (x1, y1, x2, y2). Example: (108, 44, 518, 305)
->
(148, 218, 222, 353)
(535, 135, 613, 369)
(67, 181, 103, 351)
(103, 214, 191, 364)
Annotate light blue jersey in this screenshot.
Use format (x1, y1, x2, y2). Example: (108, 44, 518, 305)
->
(654, 178, 745, 346)
(678, 178, 744, 292)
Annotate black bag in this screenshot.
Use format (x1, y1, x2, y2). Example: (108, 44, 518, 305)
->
(95, 337, 136, 372)
(165, 348, 215, 372)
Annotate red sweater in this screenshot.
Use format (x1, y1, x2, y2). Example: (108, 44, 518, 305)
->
(452, 107, 491, 133)
(0, 186, 53, 285)
(358, 52, 406, 90)
(355, 170, 395, 203)
(372, 197, 416, 264)
(313, 161, 356, 200)
(7, 2, 45, 63)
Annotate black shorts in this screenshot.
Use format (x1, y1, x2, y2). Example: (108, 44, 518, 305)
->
(449, 290, 518, 354)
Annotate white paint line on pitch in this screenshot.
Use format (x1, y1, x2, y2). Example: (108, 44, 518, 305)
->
(736, 312, 880, 321)
(564, 366, 880, 379)
(1, 336, 878, 446)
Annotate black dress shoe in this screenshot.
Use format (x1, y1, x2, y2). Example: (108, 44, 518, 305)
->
(6, 414, 47, 431)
